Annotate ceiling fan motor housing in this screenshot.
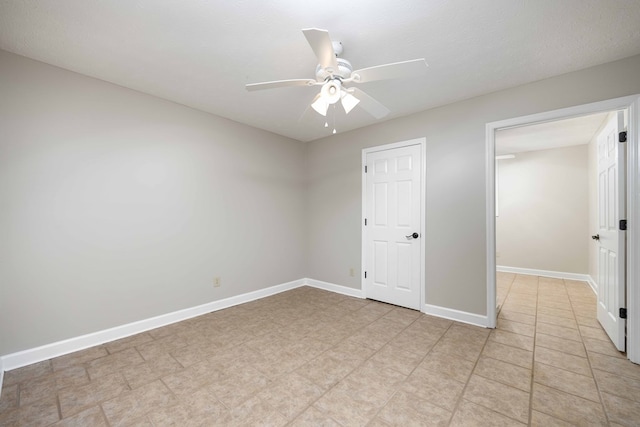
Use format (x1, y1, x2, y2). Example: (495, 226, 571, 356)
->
(315, 57, 353, 81)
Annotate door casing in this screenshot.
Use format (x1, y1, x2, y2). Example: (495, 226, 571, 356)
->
(362, 138, 426, 311)
(485, 94, 640, 364)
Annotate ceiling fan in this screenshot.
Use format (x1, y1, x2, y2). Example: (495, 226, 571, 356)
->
(246, 28, 428, 120)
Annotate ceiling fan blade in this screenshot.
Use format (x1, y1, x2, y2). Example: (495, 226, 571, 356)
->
(246, 79, 316, 91)
(302, 28, 338, 71)
(352, 59, 428, 83)
(349, 88, 390, 119)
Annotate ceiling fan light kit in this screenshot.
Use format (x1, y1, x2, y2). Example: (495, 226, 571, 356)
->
(340, 90, 360, 114)
(246, 28, 428, 126)
(311, 79, 360, 116)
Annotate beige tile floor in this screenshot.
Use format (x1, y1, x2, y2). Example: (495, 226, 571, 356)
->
(2, 273, 640, 426)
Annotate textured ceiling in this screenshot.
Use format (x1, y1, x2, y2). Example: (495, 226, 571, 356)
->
(1, 0, 639, 142)
(496, 112, 610, 155)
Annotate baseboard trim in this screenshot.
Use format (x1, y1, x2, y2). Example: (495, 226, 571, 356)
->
(304, 278, 364, 299)
(0, 275, 490, 394)
(586, 275, 598, 295)
(423, 304, 489, 328)
(0, 278, 306, 373)
(497, 265, 592, 282)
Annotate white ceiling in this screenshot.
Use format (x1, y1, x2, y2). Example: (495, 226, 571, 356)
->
(496, 112, 610, 155)
(1, 1, 639, 142)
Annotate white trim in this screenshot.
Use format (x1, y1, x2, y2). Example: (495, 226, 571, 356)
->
(361, 147, 367, 304)
(423, 304, 489, 328)
(486, 122, 497, 328)
(304, 278, 364, 298)
(486, 94, 640, 362)
(0, 358, 4, 398)
(497, 265, 598, 295)
(496, 265, 592, 282)
(361, 138, 427, 311)
(1, 278, 305, 372)
(587, 275, 598, 296)
(628, 97, 640, 364)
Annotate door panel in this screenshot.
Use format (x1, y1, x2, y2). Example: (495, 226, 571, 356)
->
(374, 241, 388, 286)
(596, 111, 626, 351)
(365, 144, 422, 310)
(374, 183, 388, 225)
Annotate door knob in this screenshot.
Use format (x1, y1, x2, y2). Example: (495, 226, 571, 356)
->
(591, 234, 600, 241)
(406, 232, 419, 239)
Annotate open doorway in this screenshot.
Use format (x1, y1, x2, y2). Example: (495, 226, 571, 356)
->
(485, 95, 640, 364)
(494, 112, 609, 309)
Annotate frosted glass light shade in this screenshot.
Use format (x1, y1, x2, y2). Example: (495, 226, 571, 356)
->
(341, 91, 360, 114)
(311, 96, 329, 116)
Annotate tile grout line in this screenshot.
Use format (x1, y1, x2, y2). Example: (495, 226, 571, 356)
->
(566, 279, 613, 426)
(290, 301, 417, 425)
(528, 278, 558, 425)
(444, 273, 527, 426)
(526, 275, 539, 426)
(404, 318, 462, 424)
(531, 279, 611, 424)
(98, 403, 112, 427)
(6, 283, 627, 426)
(355, 308, 452, 425)
(455, 273, 535, 426)
(361, 312, 442, 426)
(444, 330, 492, 426)
(55, 393, 63, 425)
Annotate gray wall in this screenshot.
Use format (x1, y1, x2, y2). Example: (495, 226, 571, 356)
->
(496, 145, 589, 274)
(2, 49, 640, 357)
(307, 54, 640, 316)
(0, 51, 307, 356)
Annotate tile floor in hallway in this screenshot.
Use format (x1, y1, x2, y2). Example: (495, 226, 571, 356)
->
(2, 273, 640, 426)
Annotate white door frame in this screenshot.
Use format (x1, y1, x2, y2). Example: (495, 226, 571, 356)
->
(362, 137, 427, 311)
(485, 94, 640, 363)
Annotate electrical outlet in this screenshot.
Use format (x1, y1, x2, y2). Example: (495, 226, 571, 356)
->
(496, 252, 501, 258)
(214, 277, 221, 287)
(349, 268, 355, 277)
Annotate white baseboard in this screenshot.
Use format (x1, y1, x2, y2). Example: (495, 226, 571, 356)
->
(0, 275, 488, 397)
(305, 278, 489, 329)
(304, 278, 364, 299)
(497, 266, 599, 296)
(586, 275, 598, 295)
(0, 278, 306, 373)
(497, 265, 592, 282)
(423, 304, 489, 328)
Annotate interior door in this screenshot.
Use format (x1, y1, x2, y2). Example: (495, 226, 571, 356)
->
(364, 143, 422, 310)
(596, 111, 626, 351)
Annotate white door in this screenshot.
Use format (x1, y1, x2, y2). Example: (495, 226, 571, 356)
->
(364, 143, 422, 310)
(596, 111, 626, 351)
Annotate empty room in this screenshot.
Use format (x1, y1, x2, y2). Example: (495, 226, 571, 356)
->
(1, 1, 640, 426)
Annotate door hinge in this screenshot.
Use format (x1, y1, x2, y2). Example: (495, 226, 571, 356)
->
(364, 271, 367, 278)
(620, 308, 627, 319)
(364, 165, 368, 173)
(619, 131, 627, 143)
(620, 219, 627, 231)
(364, 218, 367, 226)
